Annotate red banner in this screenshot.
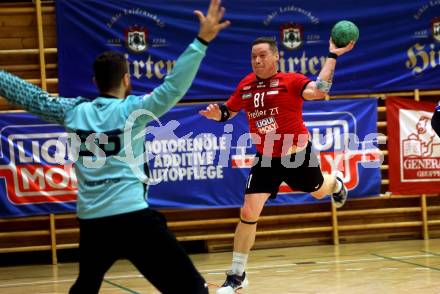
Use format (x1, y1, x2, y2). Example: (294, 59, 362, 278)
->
(387, 97, 440, 195)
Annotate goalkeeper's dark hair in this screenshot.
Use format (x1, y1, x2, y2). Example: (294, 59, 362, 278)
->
(93, 51, 128, 93)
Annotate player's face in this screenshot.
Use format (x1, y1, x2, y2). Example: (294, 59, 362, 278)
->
(251, 43, 279, 79)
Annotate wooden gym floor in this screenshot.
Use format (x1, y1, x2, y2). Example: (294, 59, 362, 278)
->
(0, 239, 440, 293)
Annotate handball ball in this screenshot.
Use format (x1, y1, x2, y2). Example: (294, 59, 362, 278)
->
(331, 20, 359, 48)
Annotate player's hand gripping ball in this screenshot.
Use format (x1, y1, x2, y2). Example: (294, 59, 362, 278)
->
(331, 20, 359, 48)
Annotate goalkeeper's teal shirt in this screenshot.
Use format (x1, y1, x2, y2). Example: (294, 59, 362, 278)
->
(0, 39, 207, 219)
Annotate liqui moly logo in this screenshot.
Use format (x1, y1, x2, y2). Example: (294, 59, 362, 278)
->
(256, 116, 278, 134)
(232, 112, 382, 194)
(0, 125, 77, 204)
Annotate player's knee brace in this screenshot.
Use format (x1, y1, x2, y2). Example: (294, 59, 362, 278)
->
(240, 217, 257, 225)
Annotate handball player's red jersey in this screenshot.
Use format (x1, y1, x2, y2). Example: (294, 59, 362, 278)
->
(226, 72, 311, 157)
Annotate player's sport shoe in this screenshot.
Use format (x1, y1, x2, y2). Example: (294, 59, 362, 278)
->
(216, 271, 249, 294)
(331, 176, 347, 208)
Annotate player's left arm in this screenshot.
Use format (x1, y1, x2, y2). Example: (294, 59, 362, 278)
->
(303, 39, 355, 100)
(0, 70, 83, 124)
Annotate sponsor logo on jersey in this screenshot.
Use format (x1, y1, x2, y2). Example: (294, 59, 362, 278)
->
(255, 116, 278, 134)
(270, 79, 279, 87)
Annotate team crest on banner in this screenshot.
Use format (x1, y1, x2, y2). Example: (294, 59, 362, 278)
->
(387, 97, 440, 195)
(280, 23, 303, 50)
(125, 25, 148, 53)
(432, 17, 440, 42)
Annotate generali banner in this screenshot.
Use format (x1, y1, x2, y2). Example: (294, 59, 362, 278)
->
(387, 97, 440, 195)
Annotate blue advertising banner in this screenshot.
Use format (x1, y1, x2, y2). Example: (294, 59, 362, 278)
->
(56, 0, 440, 100)
(146, 98, 382, 208)
(0, 99, 380, 217)
(0, 114, 77, 217)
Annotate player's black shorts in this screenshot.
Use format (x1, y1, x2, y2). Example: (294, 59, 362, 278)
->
(245, 141, 324, 199)
(71, 208, 208, 294)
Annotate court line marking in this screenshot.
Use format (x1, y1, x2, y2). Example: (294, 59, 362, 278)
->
(390, 254, 433, 259)
(316, 257, 383, 264)
(0, 274, 142, 290)
(0, 253, 438, 288)
(199, 257, 384, 273)
(310, 269, 330, 272)
(345, 268, 363, 271)
(371, 253, 440, 272)
(104, 274, 143, 279)
(0, 276, 141, 293)
(420, 250, 440, 256)
(0, 279, 75, 288)
(103, 279, 140, 294)
(413, 267, 430, 270)
(275, 269, 296, 273)
(200, 253, 439, 274)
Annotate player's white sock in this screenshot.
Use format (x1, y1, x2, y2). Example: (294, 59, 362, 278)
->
(231, 252, 248, 275)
